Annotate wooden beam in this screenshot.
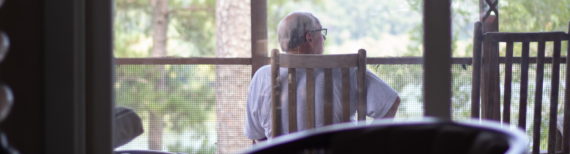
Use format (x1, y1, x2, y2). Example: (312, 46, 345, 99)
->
(480, 0, 500, 121)
(481, 29, 500, 121)
(472, 22, 482, 119)
(423, 0, 452, 119)
(251, 0, 268, 76)
(115, 57, 568, 65)
(85, 0, 113, 153)
(116, 57, 251, 65)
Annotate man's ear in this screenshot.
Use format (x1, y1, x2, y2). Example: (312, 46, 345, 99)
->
(305, 32, 312, 42)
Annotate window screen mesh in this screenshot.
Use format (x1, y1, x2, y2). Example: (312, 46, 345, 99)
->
(114, 59, 568, 153)
(115, 64, 252, 154)
(369, 63, 474, 120)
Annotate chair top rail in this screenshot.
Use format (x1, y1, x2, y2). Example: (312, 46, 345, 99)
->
(278, 53, 359, 68)
(484, 32, 568, 42)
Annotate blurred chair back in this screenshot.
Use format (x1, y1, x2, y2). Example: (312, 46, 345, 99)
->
(244, 119, 528, 154)
(270, 49, 367, 137)
(471, 21, 570, 154)
(114, 150, 181, 154)
(114, 106, 144, 148)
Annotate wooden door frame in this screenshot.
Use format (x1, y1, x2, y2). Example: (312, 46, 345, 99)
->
(44, 0, 113, 153)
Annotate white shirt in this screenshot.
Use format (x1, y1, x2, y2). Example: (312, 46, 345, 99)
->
(244, 65, 398, 139)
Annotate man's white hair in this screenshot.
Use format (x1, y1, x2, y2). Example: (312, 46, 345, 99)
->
(277, 12, 321, 52)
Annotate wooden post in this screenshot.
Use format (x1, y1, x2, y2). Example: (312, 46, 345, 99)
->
(563, 21, 570, 154)
(251, 0, 268, 75)
(471, 22, 482, 119)
(423, 0, 452, 119)
(85, 0, 114, 153)
(479, 0, 500, 121)
(44, 0, 88, 153)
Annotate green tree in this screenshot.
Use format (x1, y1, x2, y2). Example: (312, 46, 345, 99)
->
(500, 0, 570, 32)
(115, 0, 216, 152)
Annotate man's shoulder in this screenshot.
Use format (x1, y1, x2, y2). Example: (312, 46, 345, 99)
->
(251, 65, 272, 80)
(258, 65, 271, 71)
(363, 69, 390, 85)
(254, 65, 271, 74)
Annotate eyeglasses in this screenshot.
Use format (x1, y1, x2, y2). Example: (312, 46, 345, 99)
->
(308, 28, 327, 37)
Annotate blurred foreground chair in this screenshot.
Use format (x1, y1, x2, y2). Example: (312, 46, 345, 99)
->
(113, 107, 184, 154)
(114, 150, 179, 154)
(244, 119, 528, 154)
(270, 49, 370, 137)
(471, 21, 570, 154)
(114, 106, 144, 148)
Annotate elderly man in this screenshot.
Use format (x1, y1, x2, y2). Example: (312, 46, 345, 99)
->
(245, 11, 400, 142)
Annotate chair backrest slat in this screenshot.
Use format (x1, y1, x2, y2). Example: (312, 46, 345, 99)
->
(548, 40, 562, 154)
(288, 68, 297, 133)
(531, 41, 546, 154)
(323, 68, 333, 126)
(357, 50, 367, 121)
(306, 68, 315, 130)
(271, 49, 283, 137)
(532, 41, 545, 154)
(342, 68, 350, 122)
(519, 41, 530, 130)
(503, 41, 513, 124)
(271, 49, 367, 137)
